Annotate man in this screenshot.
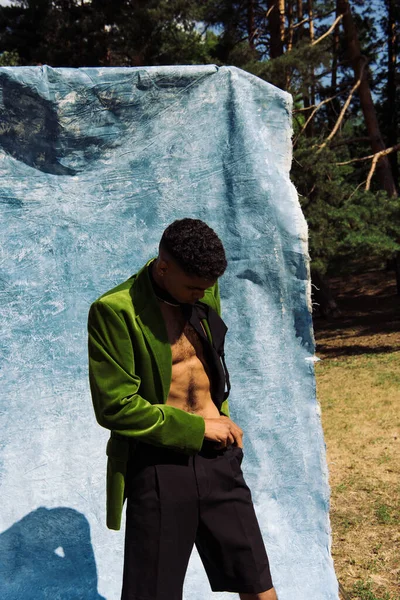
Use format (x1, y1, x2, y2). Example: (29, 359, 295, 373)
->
(87, 218, 278, 600)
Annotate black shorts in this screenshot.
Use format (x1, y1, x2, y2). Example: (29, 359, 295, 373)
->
(121, 439, 273, 600)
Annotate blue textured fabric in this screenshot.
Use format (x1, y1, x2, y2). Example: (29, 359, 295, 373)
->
(0, 65, 339, 600)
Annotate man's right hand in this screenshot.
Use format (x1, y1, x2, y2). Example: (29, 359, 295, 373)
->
(203, 415, 243, 449)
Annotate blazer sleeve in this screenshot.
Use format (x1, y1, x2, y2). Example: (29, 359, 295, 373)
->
(87, 300, 206, 454)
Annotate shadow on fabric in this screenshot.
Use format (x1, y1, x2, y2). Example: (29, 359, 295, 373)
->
(0, 506, 105, 599)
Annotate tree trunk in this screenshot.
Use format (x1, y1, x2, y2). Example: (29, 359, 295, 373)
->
(267, 0, 284, 57)
(248, 0, 256, 49)
(337, 0, 398, 198)
(295, 0, 312, 133)
(329, 4, 341, 127)
(279, 0, 286, 46)
(387, 0, 398, 187)
(307, 0, 315, 135)
(394, 254, 400, 296)
(286, 0, 294, 89)
(331, 19, 339, 92)
(297, 0, 303, 42)
(287, 0, 294, 52)
(308, 0, 314, 42)
(297, 0, 303, 26)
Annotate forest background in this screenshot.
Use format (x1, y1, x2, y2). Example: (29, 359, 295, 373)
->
(0, 1, 399, 599)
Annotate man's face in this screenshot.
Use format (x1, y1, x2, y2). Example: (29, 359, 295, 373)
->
(159, 257, 217, 305)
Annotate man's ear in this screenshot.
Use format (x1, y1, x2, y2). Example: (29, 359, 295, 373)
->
(158, 260, 170, 275)
(156, 256, 170, 276)
(158, 247, 175, 274)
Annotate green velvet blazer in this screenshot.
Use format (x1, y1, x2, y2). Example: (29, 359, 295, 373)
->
(87, 257, 230, 530)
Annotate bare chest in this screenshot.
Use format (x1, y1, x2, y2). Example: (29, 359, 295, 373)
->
(158, 302, 206, 364)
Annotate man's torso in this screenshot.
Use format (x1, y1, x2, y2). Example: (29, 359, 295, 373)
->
(158, 300, 221, 419)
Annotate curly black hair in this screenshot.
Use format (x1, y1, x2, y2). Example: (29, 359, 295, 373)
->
(159, 218, 227, 279)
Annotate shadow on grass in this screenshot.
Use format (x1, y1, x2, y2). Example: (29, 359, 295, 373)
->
(315, 345, 400, 359)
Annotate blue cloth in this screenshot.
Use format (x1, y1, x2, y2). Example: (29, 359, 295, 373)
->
(0, 64, 339, 599)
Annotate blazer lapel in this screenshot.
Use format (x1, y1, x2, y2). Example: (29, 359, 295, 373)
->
(130, 258, 172, 403)
(192, 301, 230, 408)
(196, 300, 228, 354)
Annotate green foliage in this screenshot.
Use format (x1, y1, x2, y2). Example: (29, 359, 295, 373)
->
(0, 50, 20, 66)
(292, 137, 400, 274)
(102, 0, 215, 67)
(0, 0, 51, 65)
(248, 39, 332, 98)
(0, 0, 215, 67)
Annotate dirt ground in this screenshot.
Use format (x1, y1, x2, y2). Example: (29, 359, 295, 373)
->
(313, 269, 400, 359)
(313, 268, 400, 600)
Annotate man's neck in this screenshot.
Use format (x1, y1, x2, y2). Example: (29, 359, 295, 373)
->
(148, 259, 181, 306)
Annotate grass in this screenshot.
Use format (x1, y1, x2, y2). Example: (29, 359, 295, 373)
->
(374, 504, 392, 525)
(350, 578, 399, 600)
(315, 352, 400, 599)
(313, 269, 400, 600)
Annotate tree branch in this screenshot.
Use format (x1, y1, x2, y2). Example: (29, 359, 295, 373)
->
(336, 144, 400, 166)
(347, 179, 368, 200)
(293, 92, 343, 145)
(294, 104, 320, 112)
(292, 8, 336, 29)
(316, 57, 367, 153)
(266, 5, 274, 19)
(292, 16, 309, 30)
(293, 83, 358, 112)
(311, 14, 343, 46)
(365, 144, 400, 191)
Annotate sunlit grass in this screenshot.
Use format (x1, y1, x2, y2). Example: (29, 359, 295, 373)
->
(315, 351, 400, 600)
